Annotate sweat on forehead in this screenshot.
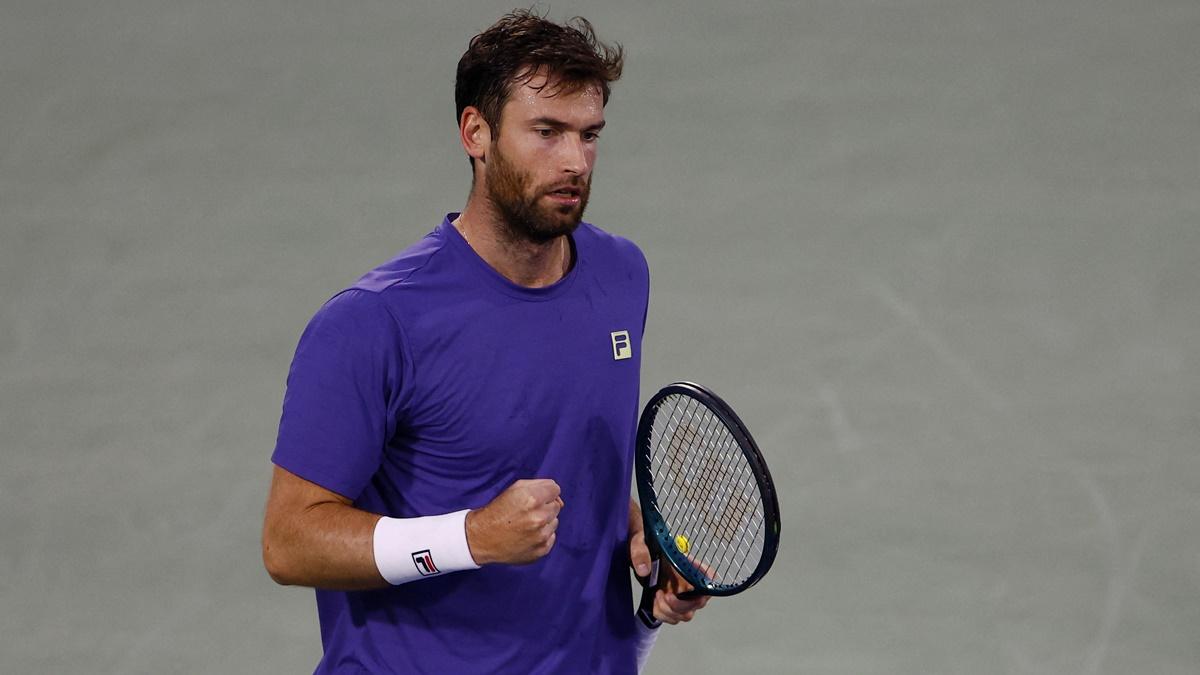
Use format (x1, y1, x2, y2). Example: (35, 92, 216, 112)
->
(509, 65, 605, 100)
(506, 67, 604, 106)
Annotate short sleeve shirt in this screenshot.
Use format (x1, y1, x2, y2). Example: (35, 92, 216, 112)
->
(272, 214, 650, 674)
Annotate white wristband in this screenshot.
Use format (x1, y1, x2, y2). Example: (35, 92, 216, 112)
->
(373, 509, 480, 585)
(635, 617, 660, 673)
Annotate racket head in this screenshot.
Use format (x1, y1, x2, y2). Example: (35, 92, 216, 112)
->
(635, 382, 781, 597)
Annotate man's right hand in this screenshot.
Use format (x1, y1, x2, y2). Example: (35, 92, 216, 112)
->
(465, 479, 563, 565)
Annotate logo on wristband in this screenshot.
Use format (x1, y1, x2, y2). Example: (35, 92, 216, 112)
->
(412, 549, 440, 576)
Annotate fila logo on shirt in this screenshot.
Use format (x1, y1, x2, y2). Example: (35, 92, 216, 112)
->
(411, 549, 440, 576)
(610, 330, 633, 361)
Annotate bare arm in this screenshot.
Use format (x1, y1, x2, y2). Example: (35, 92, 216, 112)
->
(261, 465, 387, 590)
(262, 465, 563, 590)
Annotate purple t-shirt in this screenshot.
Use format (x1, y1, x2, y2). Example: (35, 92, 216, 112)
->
(272, 214, 650, 674)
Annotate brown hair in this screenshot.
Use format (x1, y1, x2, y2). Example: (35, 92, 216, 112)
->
(455, 10, 624, 157)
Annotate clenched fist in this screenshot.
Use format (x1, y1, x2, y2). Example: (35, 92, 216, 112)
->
(465, 479, 563, 565)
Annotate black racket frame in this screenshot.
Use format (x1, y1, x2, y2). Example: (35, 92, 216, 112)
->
(634, 381, 781, 626)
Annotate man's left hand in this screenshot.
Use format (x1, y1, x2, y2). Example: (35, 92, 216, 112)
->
(627, 500, 711, 625)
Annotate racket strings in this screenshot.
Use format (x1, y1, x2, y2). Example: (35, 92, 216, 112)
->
(646, 394, 767, 587)
(688, 434, 764, 581)
(676, 406, 743, 563)
(659, 399, 728, 558)
(657, 405, 761, 585)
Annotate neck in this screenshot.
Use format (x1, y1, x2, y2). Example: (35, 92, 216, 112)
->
(454, 197, 572, 288)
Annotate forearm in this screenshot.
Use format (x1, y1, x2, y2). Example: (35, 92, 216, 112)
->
(263, 497, 387, 590)
(263, 467, 558, 589)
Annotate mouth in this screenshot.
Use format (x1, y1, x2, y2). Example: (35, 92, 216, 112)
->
(545, 186, 582, 206)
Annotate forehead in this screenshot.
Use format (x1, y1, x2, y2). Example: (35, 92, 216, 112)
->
(503, 71, 605, 124)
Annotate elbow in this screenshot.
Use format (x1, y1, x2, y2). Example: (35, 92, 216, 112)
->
(261, 528, 298, 586)
(263, 549, 290, 586)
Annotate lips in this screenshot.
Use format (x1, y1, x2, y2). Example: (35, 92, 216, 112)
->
(545, 185, 582, 207)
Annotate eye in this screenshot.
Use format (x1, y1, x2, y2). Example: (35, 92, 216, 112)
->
(582, 131, 600, 142)
(536, 128, 556, 138)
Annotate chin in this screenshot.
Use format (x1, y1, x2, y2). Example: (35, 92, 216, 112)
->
(532, 204, 583, 234)
(526, 219, 580, 243)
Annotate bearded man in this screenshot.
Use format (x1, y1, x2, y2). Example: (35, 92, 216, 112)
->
(261, 10, 706, 675)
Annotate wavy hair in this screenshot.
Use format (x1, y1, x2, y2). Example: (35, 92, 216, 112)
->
(455, 10, 624, 161)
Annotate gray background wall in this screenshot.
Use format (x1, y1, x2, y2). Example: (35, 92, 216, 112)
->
(2, 1, 1197, 673)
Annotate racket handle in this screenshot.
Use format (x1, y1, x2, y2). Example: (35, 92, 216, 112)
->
(636, 558, 662, 628)
(636, 584, 661, 629)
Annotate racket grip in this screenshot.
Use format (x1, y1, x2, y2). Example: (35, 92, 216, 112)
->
(636, 584, 661, 629)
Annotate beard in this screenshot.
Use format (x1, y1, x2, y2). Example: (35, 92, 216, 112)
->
(485, 145, 590, 245)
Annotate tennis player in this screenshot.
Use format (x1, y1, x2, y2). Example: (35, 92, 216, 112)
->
(262, 11, 707, 674)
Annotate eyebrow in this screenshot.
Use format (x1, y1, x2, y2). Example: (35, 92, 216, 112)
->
(530, 117, 606, 132)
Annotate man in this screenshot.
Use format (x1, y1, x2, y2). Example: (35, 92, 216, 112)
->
(262, 11, 706, 674)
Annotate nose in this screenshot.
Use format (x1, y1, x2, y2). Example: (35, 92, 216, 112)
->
(559, 133, 589, 178)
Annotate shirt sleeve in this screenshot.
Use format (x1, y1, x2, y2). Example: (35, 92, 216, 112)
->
(271, 288, 405, 499)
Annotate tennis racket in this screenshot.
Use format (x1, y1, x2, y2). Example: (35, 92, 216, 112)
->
(634, 381, 782, 627)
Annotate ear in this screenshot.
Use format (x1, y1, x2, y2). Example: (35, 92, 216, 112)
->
(459, 106, 492, 165)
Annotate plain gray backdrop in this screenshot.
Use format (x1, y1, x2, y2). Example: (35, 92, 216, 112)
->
(2, 1, 1197, 673)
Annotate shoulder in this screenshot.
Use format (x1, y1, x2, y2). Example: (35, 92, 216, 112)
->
(313, 226, 457, 332)
(303, 288, 395, 346)
(576, 222, 649, 276)
(351, 228, 452, 294)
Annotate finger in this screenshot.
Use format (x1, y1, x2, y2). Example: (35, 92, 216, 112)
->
(671, 596, 708, 614)
(660, 565, 696, 594)
(628, 533, 652, 578)
(690, 557, 717, 580)
(654, 590, 694, 625)
(653, 591, 680, 624)
(661, 593, 705, 624)
(660, 590, 703, 616)
(526, 479, 561, 502)
(538, 498, 563, 522)
(667, 575, 695, 594)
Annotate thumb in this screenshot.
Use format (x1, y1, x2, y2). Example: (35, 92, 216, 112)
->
(629, 532, 652, 579)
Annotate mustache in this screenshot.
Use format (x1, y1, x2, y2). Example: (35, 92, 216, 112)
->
(542, 178, 588, 195)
